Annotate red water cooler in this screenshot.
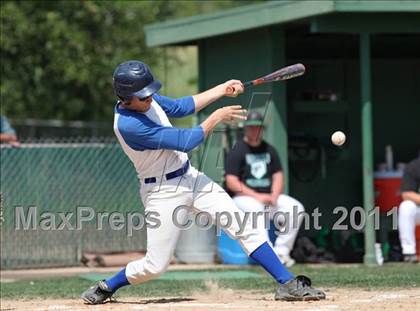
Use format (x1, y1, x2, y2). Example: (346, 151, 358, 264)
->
(417, 227, 420, 256)
(373, 171, 403, 213)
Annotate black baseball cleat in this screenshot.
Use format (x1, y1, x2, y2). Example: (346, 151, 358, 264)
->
(403, 254, 419, 263)
(81, 280, 114, 304)
(275, 275, 326, 301)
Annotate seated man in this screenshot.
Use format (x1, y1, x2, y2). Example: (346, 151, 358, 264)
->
(398, 154, 420, 263)
(225, 111, 304, 267)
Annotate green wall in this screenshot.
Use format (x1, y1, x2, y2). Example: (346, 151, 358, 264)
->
(372, 59, 420, 163)
(286, 59, 363, 229)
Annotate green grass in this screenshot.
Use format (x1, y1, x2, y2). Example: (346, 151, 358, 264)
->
(1, 264, 419, 299)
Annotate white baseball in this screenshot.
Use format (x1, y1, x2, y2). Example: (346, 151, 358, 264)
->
(331, 131, 346, 146)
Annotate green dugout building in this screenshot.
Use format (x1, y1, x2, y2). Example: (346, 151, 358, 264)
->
(145, 0, 420, 264)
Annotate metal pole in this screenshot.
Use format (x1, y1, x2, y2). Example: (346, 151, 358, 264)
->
(269, 27, 289, 194)
(360, 32, 377, 265)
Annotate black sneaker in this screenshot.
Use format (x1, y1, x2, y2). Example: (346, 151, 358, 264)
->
(81, 280, 114, 304)
(275, 275, 326, 301)
(403, 254, 419, 263)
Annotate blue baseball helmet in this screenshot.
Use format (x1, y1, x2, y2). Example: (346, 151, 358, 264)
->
(113, 60, 161, 103)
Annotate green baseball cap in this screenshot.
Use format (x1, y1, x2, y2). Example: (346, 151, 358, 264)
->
(244, 111, 265, 127)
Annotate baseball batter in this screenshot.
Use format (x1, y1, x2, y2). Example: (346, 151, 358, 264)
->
(81, 60, 325, 304)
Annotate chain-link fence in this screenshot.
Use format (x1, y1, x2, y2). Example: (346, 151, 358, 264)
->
(0, 137, 145, 269)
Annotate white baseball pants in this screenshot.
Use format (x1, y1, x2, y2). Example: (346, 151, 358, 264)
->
(398, 200, 420, 255)
(125, 165, 267, 285)
(233, 194, 304, 257)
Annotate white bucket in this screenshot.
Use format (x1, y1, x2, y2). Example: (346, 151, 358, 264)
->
(175, 220, 216, 263)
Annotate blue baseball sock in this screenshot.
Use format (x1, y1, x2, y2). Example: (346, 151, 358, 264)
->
(105, 268, 130, 292)
(250, 242, 294, 284)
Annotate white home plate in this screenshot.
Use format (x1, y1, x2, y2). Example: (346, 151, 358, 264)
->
(374, 293, 408, 301)
(352, 293, 409, 305)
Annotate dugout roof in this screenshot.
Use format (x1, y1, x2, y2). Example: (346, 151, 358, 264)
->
(145, 0, 420, 47)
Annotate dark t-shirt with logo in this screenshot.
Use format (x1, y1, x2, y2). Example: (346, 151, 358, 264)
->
(225, 139, 282, 193)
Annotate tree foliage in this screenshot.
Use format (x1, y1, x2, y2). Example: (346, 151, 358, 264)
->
(1, 0, 260, 121)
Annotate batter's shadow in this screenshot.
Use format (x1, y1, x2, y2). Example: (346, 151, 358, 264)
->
(110, 297, 195, 305)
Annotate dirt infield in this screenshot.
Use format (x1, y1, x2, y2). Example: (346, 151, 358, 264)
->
(2, 287, 419, 311)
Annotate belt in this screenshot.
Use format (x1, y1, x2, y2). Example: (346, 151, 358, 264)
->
(144, 161, 190, 184)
